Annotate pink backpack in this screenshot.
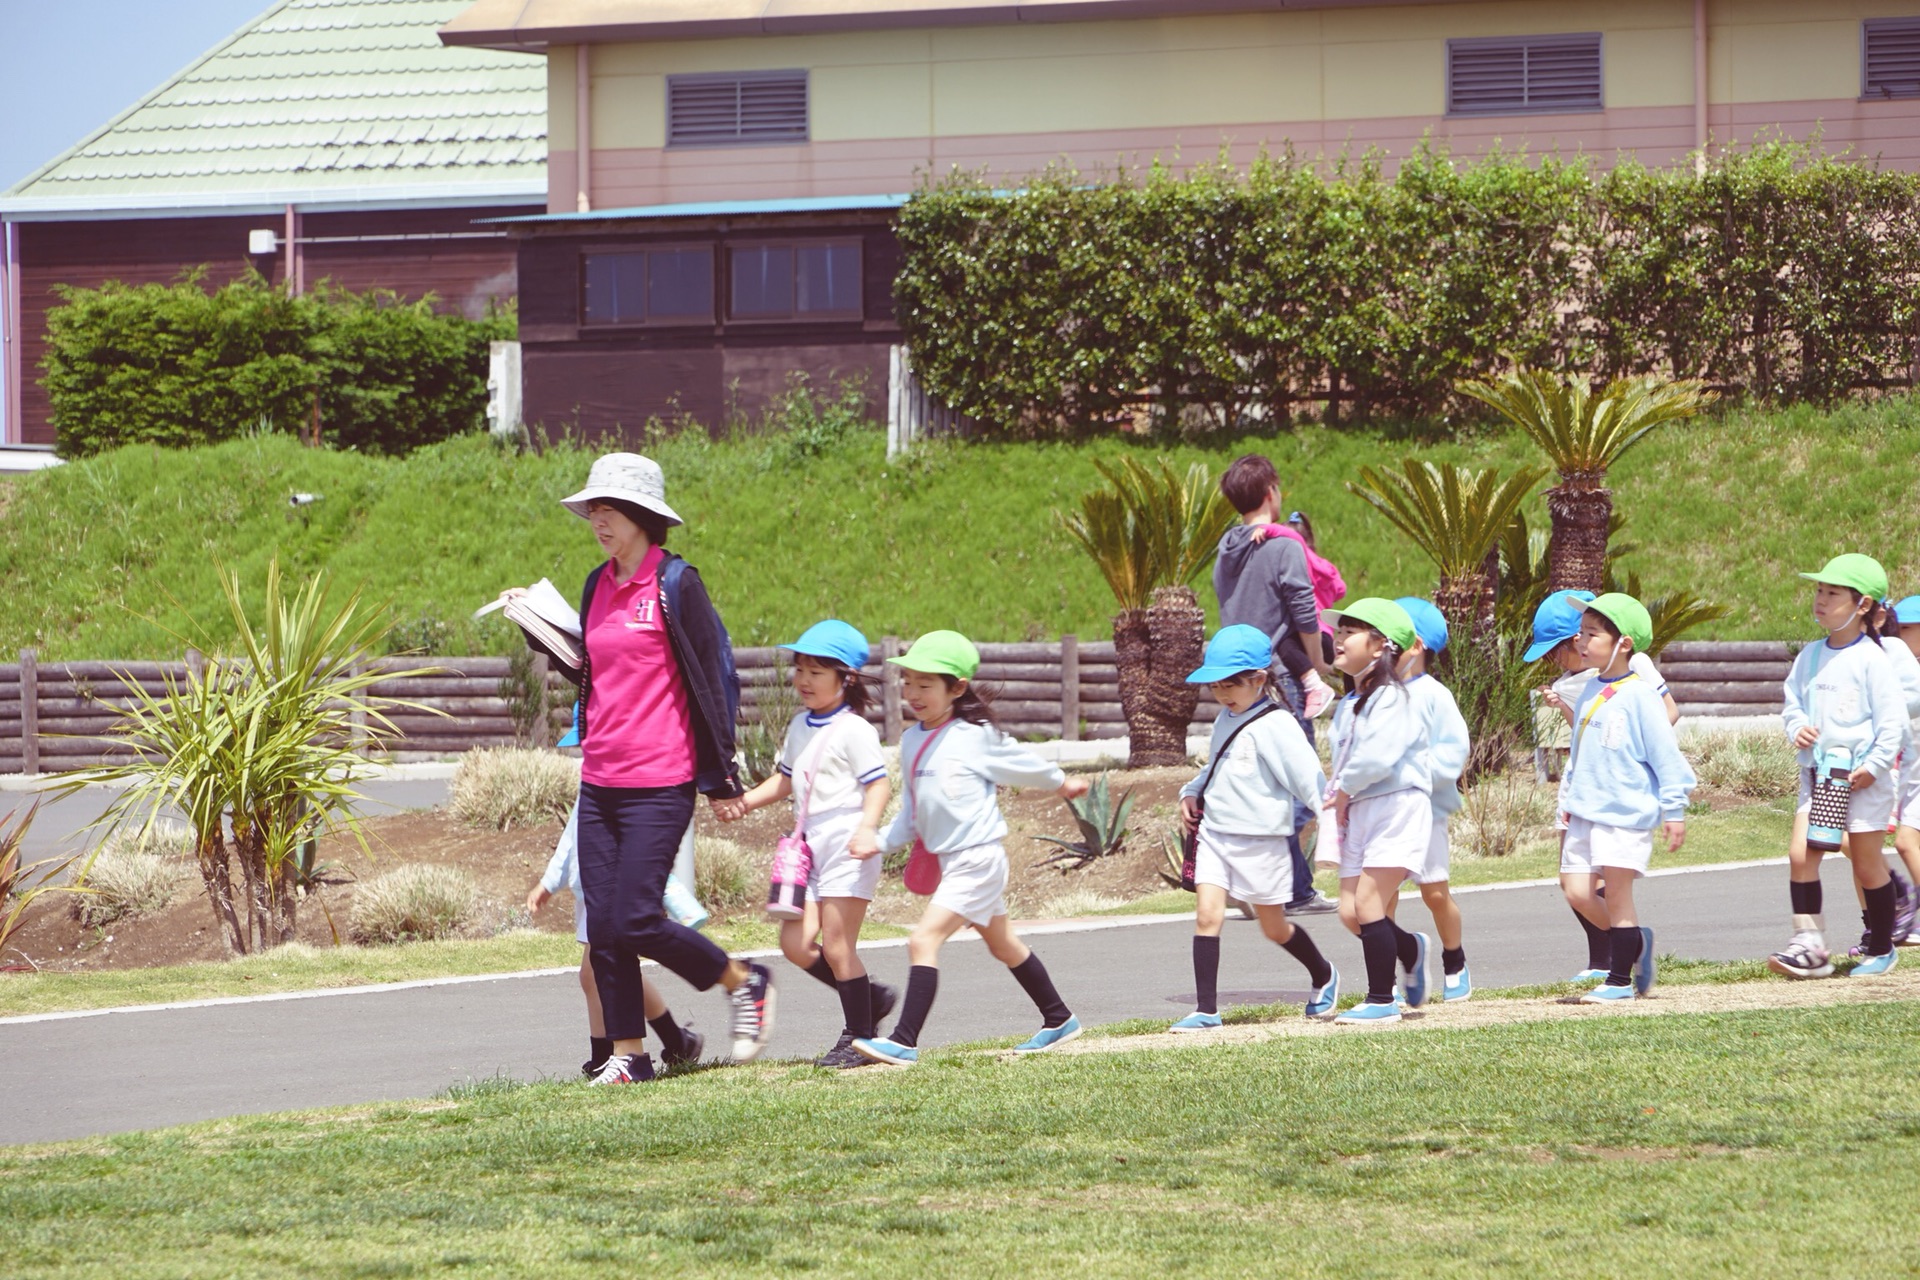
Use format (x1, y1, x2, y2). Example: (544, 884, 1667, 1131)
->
(1262, 524, 1347, 623)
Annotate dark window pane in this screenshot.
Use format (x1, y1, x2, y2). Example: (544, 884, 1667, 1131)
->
(731, 245, 794, 317)
(796, 243, 860, 315)
(584, 253, 645, 323)
(647, 247, 713, 321)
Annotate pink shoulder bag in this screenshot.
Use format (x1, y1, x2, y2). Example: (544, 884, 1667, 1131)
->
(902, 721, 955, 896)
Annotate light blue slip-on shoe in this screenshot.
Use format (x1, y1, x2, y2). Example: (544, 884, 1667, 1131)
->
(1013, 1015, 1083, 1053)
(1403, 932, 1433, 1008)
(1334, 1000, 1402, 1025)
(1570, 967, 1608, 985)
(1169, 1011, 1223, 1033)
(1305, 965, 1340, 1018)
(1443, 965, 1473, 1002)
(1634, 927, 1657, 995)
(851, 1036, 918, 1067)
(1579, 983, 1635, 1003)
(1851, 948, 1900, 977)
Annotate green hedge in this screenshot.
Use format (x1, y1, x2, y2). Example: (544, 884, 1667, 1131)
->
(895, 141, 1920, 433)
(41, 272, 514, 458)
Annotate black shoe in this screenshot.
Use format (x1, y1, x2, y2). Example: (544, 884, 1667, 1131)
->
(815, 1042, 870, 1070)
(662, 1026, 704, 1069)
(587, 1053, 656, 1085)
(581, 1056, 608, 1079)
(728, 961, 776, 1061)
(814, 1031, 855, 1066)
(870, 981, 899, 1026)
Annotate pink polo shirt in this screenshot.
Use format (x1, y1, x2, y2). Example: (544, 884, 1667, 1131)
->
(580, 545, 696, 788)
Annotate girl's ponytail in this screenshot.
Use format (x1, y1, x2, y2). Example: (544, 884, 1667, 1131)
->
(947, 676, 997, 728)
(1352, 632, 1404, 714)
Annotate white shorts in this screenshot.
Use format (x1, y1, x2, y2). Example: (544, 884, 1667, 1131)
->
(804, 807, 884, 902)
(573, 894, 588, 945)
(1339, 788, 1432, 877)
(1894, 756, 1920, 832)
(1561, 816, 1654, 875)
(1413, 813, 1450, 885)
(930, 840, 1009, 927)
(1796, 766, 1897, 835)
(1195, 827, 1295, 906)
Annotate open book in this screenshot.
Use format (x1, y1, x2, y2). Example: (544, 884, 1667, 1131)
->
(475, 579, 583, 672)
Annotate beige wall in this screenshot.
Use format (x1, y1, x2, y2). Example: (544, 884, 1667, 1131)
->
(548, 0, 1920, 210)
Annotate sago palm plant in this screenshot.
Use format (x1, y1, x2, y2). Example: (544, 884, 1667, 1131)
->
(1458, 371, 1714, 593)
(56, 561, 439, 954)
(1058, 458, 1235, 766)
(1347, 459, 1545, 642)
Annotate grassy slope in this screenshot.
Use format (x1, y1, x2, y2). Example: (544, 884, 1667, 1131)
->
(6, 396, 1920, 658)
(5, 1002, 1918, 1277)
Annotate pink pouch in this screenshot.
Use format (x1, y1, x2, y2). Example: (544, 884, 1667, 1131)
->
(903, 839, 942, 895)
(766, 832, 812, 919)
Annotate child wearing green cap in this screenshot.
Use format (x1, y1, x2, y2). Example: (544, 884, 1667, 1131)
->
(1770, 556, 1906, 979)
(852, 631, 1092, 1067)
(1171, 625, 1341, 1031)
(1320, 598, 1436, 1025)
(1556, 594, 1696, 1003)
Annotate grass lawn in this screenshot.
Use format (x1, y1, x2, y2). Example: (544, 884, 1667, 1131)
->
(4, 1001, 1917, 1276)
(0, 920, 907, 1020)
(7, 395, 1920, 657)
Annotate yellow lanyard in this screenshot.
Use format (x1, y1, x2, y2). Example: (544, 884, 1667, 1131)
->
(1572, 672, 1639, 763)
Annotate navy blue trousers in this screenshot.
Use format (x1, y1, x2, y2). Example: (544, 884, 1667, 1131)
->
(577, 781, 728, 1040)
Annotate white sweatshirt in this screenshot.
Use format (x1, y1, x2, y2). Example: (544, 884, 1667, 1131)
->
(1781, 633, 1905, 776)
(1878, 637, 1920, 747)
(1407, 675, 1470, 815)
(881, 719, 1066, 854)
(1329, 682, 1432, 801)
(1179, 698, 1327, 836)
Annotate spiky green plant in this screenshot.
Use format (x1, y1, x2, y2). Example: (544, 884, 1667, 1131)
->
(0, 801, 96, 966)
(1035, 773, 1136, 870)
(1347, 459, 1546, 642)
(1458, 371, 1714, 593)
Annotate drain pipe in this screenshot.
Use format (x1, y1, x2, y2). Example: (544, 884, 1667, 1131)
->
(1693, 0, 1709, 176)
(575, 44, 593, 212)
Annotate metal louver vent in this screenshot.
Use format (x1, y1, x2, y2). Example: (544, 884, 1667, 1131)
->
(668, 71, 808, 147)
(1865, 19, 1920, 99)
(1448, 33, 1602, 116)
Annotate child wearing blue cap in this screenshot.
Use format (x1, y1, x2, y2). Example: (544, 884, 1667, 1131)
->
(716, 620, 896, 1067)
(1525, 590, 1678, 981)
(1388, 598, 1474, 1001)
(1171, 626, 1341, 1030)
(1881, 595, 1920, 945)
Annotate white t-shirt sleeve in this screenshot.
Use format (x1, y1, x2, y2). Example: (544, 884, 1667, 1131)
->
(1628, 652, 1668, 696)
(843, 715, 889, 787)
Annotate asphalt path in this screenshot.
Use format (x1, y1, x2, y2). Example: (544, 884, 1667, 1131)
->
(0, 857, 1886, 1146)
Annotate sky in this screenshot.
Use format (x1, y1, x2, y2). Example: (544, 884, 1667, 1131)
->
(1, 0, 279, 191)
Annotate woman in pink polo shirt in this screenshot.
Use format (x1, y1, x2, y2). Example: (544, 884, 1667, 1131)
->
(557, 452, 773, 1084)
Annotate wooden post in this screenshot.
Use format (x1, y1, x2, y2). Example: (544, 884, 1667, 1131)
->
(881, 635, 903, 745)
(348, 660, 368, 756)
(530, 651, 551, 747)
(1059, 634, 1080, 741)
(185, 646, 205, 684)
(19, 648, 37, 775)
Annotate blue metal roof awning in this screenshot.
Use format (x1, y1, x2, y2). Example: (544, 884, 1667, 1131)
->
(484, 193, 914, 224)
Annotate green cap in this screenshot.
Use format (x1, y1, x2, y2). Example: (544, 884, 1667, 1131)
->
(891, 630, 981, 680)
(1321, 598, 1418, 653)
(1573, 592, 1653, 655)
(1799, 553, 1889, 601)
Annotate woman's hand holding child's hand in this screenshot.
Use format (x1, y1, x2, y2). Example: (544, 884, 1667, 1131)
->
(712, 797, 748, 822)
(1793, 726, 1820, 749)
(1664, 821, 1686, 853)
(1058, 778, 1091, 802)
(848, 824, 881, 860)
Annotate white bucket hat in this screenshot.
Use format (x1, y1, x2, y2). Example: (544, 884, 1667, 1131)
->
(559, 452, 683, 526)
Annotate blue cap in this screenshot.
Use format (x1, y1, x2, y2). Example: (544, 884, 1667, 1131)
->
(1394, 598, 1449, 655)
(1895, 596, 1920, 625)
(556, 701, 581, 749)
(779, 619, 870, 670)
(1186, 625, 1275, 683)
(1523, 590, 1596, 663)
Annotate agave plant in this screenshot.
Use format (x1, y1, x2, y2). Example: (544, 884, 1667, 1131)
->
(1058, 458, 1234, 766)
(1035, 773, 1135, 870)
(1459, 371, 1714, 594)
(52, 561, 441, 954)
(1347, 459, 1545, 643)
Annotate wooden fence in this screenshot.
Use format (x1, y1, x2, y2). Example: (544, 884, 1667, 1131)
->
(1, 637, 1796, 775)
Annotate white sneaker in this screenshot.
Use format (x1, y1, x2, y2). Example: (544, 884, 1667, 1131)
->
(1300, 669, 1337, 719)
(1767, 937, 1834, 980)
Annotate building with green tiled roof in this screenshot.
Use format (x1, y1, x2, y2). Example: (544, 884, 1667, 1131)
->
(0, 0, 547, 448)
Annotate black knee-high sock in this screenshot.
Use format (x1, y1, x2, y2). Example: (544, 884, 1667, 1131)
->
(837, 973, 876, 1040)
(1606, 926, 1644, 988)
(890, 965, 939, 1047)
(1575, 906, 1610, 969)
(804, 955, 839, 989)
(1790, 879, 1823, 915)
(587, 1035, 613, 1069)
(1010, 952, 1072, 1027)
(1358, 919, 1399, 1003)
(1441, 946, 1466, 975)
(1280, 926, 1333, 988)
(1389, 919, 1419, 971)
(1864, 881, 1898, 955)
(1192, 935, 1221, 1014)
(647, 1014, 686, 1061)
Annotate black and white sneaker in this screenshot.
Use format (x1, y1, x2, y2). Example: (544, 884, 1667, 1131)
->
(1767, 938, 1834, 980)
(1289, 890, 1338, 915)
(588, 1053, 656, 1086)
(816, 1041, 869, 1070)
(870, 981, 899, 1026)
(662, 1026, 704, 1069)
(729, 961, 776, 1061)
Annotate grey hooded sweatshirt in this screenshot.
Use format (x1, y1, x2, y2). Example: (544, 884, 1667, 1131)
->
(1212, 524, 1320, 672)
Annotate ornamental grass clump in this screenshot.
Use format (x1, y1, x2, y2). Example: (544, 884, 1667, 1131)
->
(1683, 728, 1799, 799)
(349, 864, 480, 944)
(69, 826, 193, 929)
(448, 749, 580, 831)
(693, 835, 763, 921)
